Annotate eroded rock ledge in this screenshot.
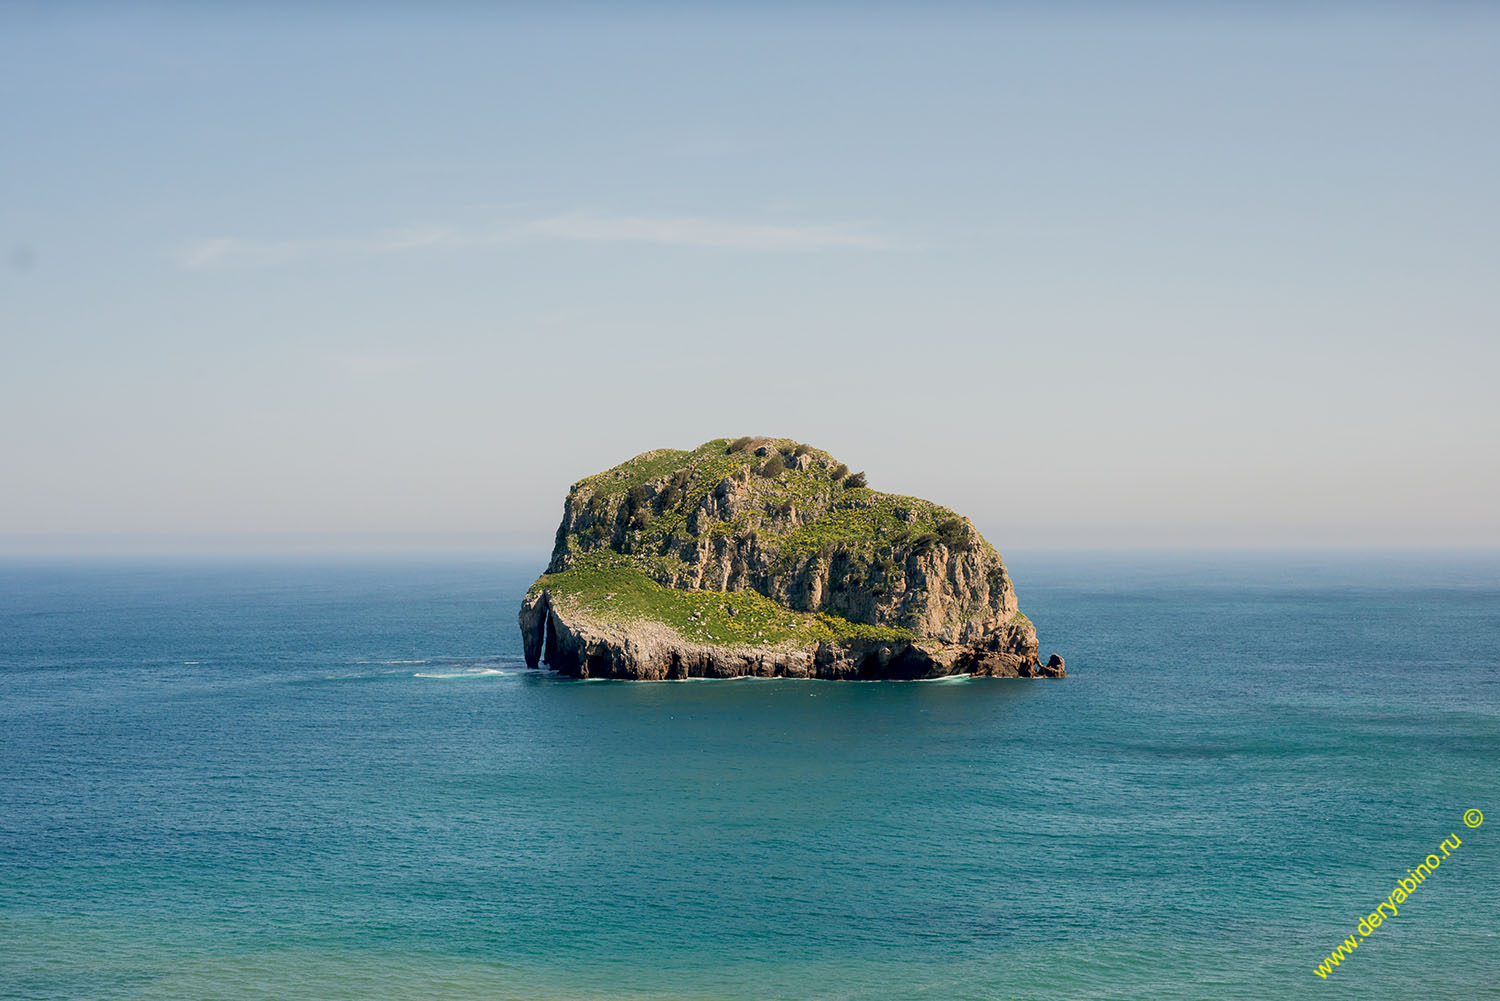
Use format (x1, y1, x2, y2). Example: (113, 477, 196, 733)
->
(517, 437, 1064, 681)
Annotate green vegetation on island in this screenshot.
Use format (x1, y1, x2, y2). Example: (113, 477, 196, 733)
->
(552, 436, 994, 597)
(520, 435, 1055, 680)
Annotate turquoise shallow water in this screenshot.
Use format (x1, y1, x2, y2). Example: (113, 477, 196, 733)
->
(1, 552, 1497, 1000)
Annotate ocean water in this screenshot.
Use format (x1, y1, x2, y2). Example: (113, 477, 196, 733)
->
(1, 552, 1496, 1001)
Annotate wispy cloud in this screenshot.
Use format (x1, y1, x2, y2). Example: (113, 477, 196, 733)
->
(518, 211, 897, 252)
(176, 226, 469, 271)
(178, 236, 305, 270)
(177, 212, 902, 270)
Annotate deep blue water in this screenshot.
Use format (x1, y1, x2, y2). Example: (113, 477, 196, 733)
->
(1, 552, 1497, 1000)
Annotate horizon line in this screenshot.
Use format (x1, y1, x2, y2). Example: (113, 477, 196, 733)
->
(2, 534, 1498, 561)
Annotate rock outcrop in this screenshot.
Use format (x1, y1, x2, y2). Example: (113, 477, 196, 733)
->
(518, 437, 1063, 681)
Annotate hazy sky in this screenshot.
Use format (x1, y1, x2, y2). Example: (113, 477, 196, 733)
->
(3, 4, 1497, 553)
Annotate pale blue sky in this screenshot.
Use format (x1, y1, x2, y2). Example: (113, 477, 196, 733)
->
(3, 4, 1497, 553)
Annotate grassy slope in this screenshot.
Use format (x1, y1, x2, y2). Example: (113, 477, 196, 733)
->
(532, 551, 912, 648)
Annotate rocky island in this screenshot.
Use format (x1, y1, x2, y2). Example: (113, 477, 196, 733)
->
(519, 437, 1064, 681)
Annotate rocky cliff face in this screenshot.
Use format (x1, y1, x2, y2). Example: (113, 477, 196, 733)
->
(518, 437, 1063, 681)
